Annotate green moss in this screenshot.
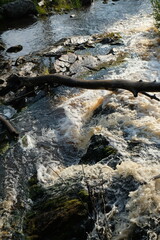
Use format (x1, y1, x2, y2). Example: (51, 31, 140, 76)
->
(94, 32, 122, 44)
(41, 66, 49, 75)
(21, 136, 28, 148)
(26, 236, 39, 240)
(95, 52, 128, 71)
(80, 135, 118, 164)
(104, 145, 118, 155)
(28, 175, 38, 186)
(28, 175, 44, 201)
(48, 0, 82, 12)
(151, 0, 160, 28)
(0, 141, 9, 155)
(36, 5, 47, 15)
(25, 195, 89, 240)
(78, 189, 89, 201)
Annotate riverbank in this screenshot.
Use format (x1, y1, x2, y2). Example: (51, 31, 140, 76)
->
(0, 0, 93, 20)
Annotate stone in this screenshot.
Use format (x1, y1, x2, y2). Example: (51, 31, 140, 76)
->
(70, 14, 76, 18)
(59, 53, 77, 64)
(2, 0, 37, 19)
(6, 45, 23, 53)
(0, 79, 4, 84)
(64, 35, 92, 46)
(80, 134, 118, 165)
(15, 56, 26, 66)
(82, 0, 93, 6)
(43, 45, 66, 57)
(24, 175, 91, 240)
(0, 59, 12, 74)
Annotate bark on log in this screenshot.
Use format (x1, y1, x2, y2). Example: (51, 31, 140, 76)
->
(0, 115, 19, 138)
(11, 74, 160, 97)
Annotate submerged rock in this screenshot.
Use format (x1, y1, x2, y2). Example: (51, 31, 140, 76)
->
(80, 134, 118, 165)
(6, 45, 23, 53)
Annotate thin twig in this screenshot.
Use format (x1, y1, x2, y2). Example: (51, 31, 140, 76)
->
(141, 92, 160, 101)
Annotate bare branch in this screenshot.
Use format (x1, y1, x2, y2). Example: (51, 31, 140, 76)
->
(0, 115, 19, 138)
(140, 92, 160, 101)
(4, 74, 160, 98)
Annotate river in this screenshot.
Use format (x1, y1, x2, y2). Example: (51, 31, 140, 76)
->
(0, 0, 160, 239)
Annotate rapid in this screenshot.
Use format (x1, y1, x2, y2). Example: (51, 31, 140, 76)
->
(0, 0, 160, 239)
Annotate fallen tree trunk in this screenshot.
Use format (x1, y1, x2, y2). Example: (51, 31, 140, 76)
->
(1, 74, 160, 137)
(7, 74, 160, 98)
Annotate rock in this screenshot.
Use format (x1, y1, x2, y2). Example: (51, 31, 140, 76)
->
(70, 14, 76, 18)
(0, 79, 4, 84)
(54, 59, 70, 73)
(59, 53, 77, 64)
(6, 45, 23, 53)
(24, 175, 91, 240)
(94, 32, 122, 45)
(81, 0, 93, 6)
(43, 45, 67, 57)
(2, 0, 37, 19)
(0, 59, 12, 74)
(64, 35, 92, 46)
(80, 134, 118, 165)
(15, 56, 26, 66)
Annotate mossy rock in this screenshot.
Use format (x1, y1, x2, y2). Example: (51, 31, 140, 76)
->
(0, 140, 9, 155)
(24, 181, 91, 240)
(28, 175, 45, 201)
(93, 32, 122, 45)
(80, 134, 118, 165)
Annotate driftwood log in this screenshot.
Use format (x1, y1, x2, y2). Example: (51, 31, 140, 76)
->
(1, 73, 160, 138)
(4, 74, 160, 98)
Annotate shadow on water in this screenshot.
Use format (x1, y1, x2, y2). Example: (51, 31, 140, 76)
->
(0, 16, 37, 33)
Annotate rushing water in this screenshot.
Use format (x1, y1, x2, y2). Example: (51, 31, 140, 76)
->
(1, 0, 160, 239)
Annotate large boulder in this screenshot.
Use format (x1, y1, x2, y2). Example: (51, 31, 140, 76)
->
(81, 0, 93, 6)
(2, 0, 37, 19)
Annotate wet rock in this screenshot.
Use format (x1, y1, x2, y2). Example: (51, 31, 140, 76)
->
(54, 59, 70, 73)
(53, 51, 124, 76)
(70, 14, 76, 18)
(59, 53, 77, 64)
(2, 0, 37, 19)
(64, 35, 92, 46)
(19, 62, 36, 76)
(94, 32, 122, 45)
(0, 59, 12, 74)
(24, 175, 91, 240)
(15, 56, 26, 66)
(43, 45, 67, 57)
(81, 0, 93, 6)
(0, 79, 4, 84)
(80, 134, 118, 165)
(6, 45, 23, 53)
